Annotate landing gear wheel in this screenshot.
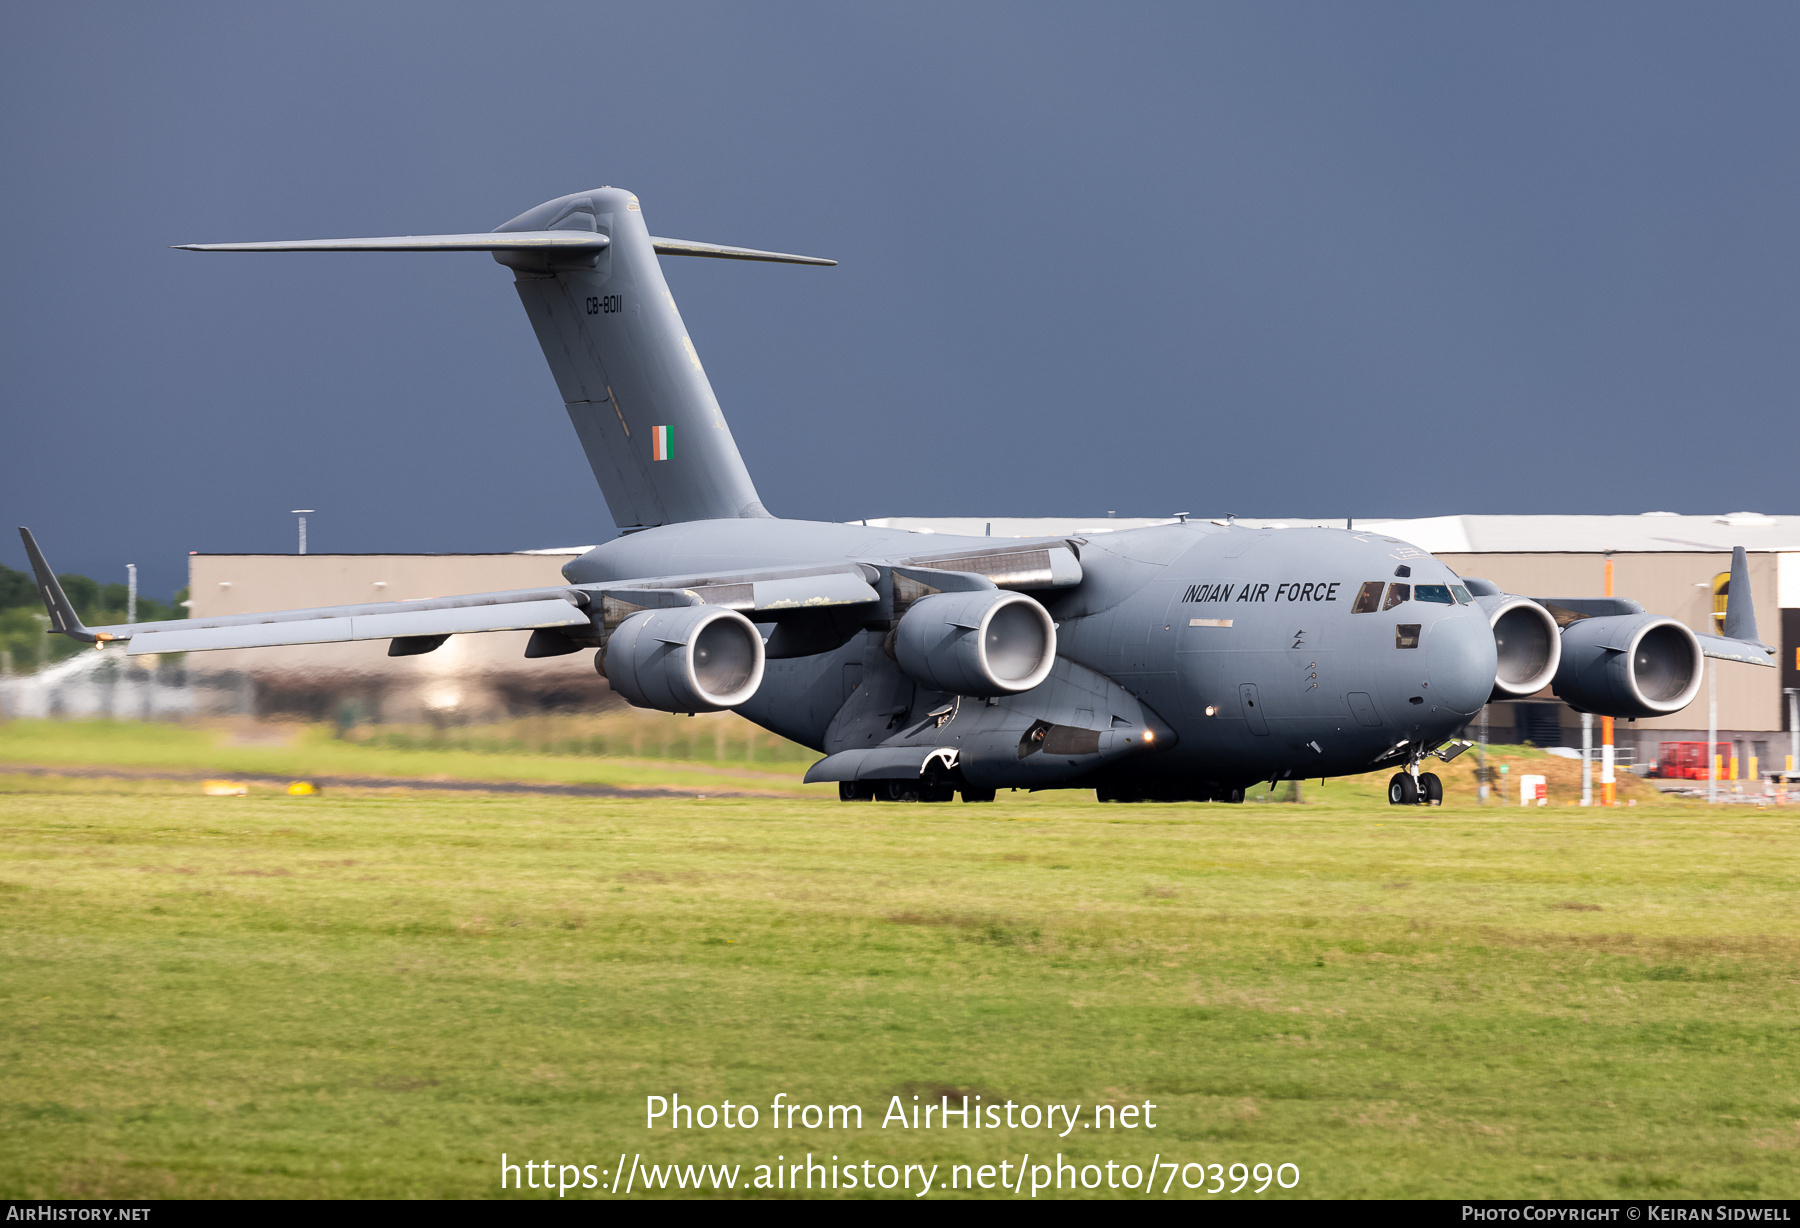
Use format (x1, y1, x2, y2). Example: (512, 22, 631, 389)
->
(882, 781, 918, 802)
(1223, 786, 1245, 804)
(960, 788, 997, 803)
(921, 783, 956, 803)
(839, 782, 873, 802)
(1387, 773, 1419, 806)
(1418, 772, 1443, 806)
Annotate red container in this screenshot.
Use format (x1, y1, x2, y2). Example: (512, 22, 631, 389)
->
(1654, 741, 1731, 780)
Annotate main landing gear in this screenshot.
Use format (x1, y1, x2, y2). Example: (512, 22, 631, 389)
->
(1387, 770, 1443, 806)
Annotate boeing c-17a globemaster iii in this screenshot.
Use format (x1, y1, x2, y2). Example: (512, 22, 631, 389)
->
(18, 186, 1778, 804)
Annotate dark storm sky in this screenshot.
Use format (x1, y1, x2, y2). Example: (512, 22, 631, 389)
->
(5, 3, 1800, 599)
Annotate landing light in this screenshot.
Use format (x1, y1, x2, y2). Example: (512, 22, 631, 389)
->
(1143, 730, 1155, 742)
(1204, 706, 1217, 717)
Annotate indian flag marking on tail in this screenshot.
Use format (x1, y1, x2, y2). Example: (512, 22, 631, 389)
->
(652, 424, 671, 461)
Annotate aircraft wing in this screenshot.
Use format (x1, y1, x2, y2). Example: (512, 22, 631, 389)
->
(124, 597, 591, 655)
(99, 572, 882, 656)
(597, 565, 880, 628)
(19, 528, 889, 657)
(586, 547, 1076, 632)
(1693, 633, 1777, 667)
(20, 528, 1079, 660)
(111, 568, 883, 655)
(1536, 547, 1776, 668)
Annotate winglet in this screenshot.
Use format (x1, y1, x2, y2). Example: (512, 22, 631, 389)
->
(1722, 545, 1768, 647)
(1695, 544, 1776, 666)
(16, 528, 95, 643)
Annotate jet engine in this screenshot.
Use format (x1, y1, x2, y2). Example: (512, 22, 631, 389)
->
(894, 590, 1056, 697)
(1551, 613, 1703, 719)
(601, 605, 765, 712)
(1480, 596, 1562, 700)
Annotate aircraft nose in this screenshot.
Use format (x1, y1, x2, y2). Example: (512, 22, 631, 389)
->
(1428, 609, 1499, 717)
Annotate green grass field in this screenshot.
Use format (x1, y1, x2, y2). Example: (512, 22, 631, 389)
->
(2, 724, 1797, 1199)
(0, 717, 828, 797)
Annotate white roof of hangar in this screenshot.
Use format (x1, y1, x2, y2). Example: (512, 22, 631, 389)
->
(853, 514, 1800, 554)
(1352, 513, 1800, 554)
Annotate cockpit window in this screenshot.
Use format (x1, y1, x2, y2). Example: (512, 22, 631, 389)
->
(1351, 581, 1384, 614)
(1382, 582, 1411, 611)
(1395, 623, 1421, 649)
(1415, 584, 1453, 605)
(1450, 584, 1473, 605)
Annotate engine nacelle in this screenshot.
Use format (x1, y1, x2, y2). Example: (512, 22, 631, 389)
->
(894, 590, 1055, 697)
(601, 605, 765, 713)
(1479, 595, 1562, 700)
(1552, 613, 1703, 719)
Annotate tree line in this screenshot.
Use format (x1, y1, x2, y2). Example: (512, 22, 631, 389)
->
(0, 561, 186, 673)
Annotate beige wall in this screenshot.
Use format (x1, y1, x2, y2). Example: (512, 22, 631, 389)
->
(1439, 551, 1780, 732)
(185, 554, 604, 719)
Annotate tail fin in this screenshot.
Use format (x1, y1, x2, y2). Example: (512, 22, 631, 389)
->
(17, 528, 95, 642)
(177, 187, 835, 528)
(493, 188, 836, 526)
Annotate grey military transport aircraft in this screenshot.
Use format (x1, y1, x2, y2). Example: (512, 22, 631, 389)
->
(19, 187, 1778, 805)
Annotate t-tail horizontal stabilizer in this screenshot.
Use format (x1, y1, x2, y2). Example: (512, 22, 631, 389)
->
(174, 234, 834, 265)
(174, 187, 836, 530)
(173, 233, 612, 254)
(17, 527, 95, 643)
(649, 237, 836, 266)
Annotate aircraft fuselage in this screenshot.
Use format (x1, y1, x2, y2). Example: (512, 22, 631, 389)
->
(565, 517, 1495, 793)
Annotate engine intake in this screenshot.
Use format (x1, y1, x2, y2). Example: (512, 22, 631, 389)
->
(601, 605, 765, 712)
(1552, 613, 1702, 719)
(1481, 596, 1561, 699)
(895, 590, 1055, 697)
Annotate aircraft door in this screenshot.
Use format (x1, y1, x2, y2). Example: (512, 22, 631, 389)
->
(1239, 684, 1269, 736)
